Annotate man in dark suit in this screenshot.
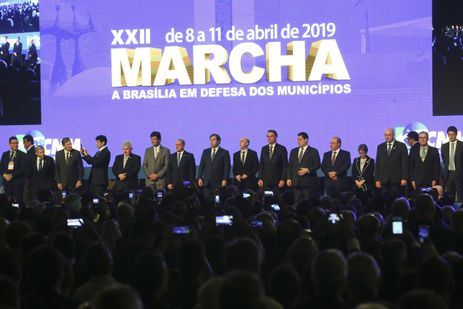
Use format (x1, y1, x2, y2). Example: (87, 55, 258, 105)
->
(55, 137, 84, 193)
(375, 128, 409, 196)
(233, 137, 259, 191)
(112, 141, 141, 192)
(22, 134, 36, 203)
(81, 135, 111, 197)
(0, 36, 9, 62)
(287, 132, 321, 201)
(410, 131, 440, 191)
(441, 126, 463, 202)
(198, 133, 230, 200)
(10, 36, 22, 66)
(258, 130, 288, 193)
(27, 38, 37, 66)
(28, 146, 55, 199)
(0, 137, 27, 202)
(167, 139, 196, 190)
(321, 137, 351, 198)
(406, 131, 420, 198)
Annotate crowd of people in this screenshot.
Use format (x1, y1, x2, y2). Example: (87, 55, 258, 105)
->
(0, 1, 39, 34)
(433, 25, 463, 65)
(0, 127, 463, 308)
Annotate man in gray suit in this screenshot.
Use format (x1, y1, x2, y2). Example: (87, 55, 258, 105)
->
(143, 131, 170, 190)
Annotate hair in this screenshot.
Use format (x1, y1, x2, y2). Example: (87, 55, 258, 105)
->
(122, 141, 133, 149)
(8, 136, 17, 143)
(61, 137, 71, 146)
(419, 131, 429, 138)
(407, 131, 419, 141)
(447, 126, 458, 134)
(93, 284, 143, 309)
(267, 129, 278, 137)
(23, 134, 34, 144)
(241, 137, 250, 144)
(96, 135, 108, 145)
(332, 136, 342, 145)
(210, 133, 221, 143)
(298, 132, 308, 140)
(35, 145, 44, 152)
(84, 242, 113, 277)
(358, 144, 368, 153)
(150, 131, 161, 140)
(176, 139, 185, 145)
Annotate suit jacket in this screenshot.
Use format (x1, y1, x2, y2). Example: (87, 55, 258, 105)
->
(28, 156, 55, 192)
(287, 146, 321, 188)
(198, 147, 230, 187)
(321, 149, 351, 188)
(441, 140, 463, 181)
(0, 150, 27, 185)
(112, 153, 141, 191)
(352, 156, 375, 191)
(143, 145, 170, 187)
(25, 145, 36, 171)
(55, 149, 84, 188)
(0, 42, 9, 55)
(83, 147, 111, 186)
(28, 44, 37, 61)
(258, 143, 288, 188)
(410, 145, 440, 187)
(375, 140, 408, 184)
(167, 151, 196, 186)
(13, 42, 22, 55)
(233, 149, 259, 190)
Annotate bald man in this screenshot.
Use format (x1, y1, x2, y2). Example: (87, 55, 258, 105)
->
(233, 137, 259, 191)
(375, 128, 409, 196)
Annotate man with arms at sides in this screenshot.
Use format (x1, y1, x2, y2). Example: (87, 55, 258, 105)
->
(406, 131, 420, 198)
(258, 130, 288, 194)
(81, 135, 111, 197)
(321, 136, 351, 198)
(441, 126, 463, 202)
(286, 132, 321, 202)
(10, 36, 22, 66)
(167, 139, 196, 190)
(22, 134, 35, 202)
(233, 137, 259, 192)
(410, 131, 440, 192)
(0, 36, 9, 62)
(55, 137, 84, 193)
(375, 128, 408, 196)
(143, 131, 170, 191)
(27, 38, 37, 66)
(28, 146, 55, 200)
(112, 141, 141, 195)
(0, 137, 27, 203)
(198, 133, 231, 201)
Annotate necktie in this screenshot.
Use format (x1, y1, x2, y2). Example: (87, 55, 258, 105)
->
(39, 158, 43, 171)
(387, 143, 392, 156)
(331, 151, 337, 165)
(298, 147, 304, 163)
(154, 147, 158, 160)
(65, 152, 70, 164)
(123, 156, 128, 168)
(211, 148, 216, 160)
(449, 143, 456, 171)
(177, 152, 181, 166)
(420, 147, 426, 162)
(241, 151, 246, 164)
(269, 145, 274, 160)
(9, 151, 15, 161)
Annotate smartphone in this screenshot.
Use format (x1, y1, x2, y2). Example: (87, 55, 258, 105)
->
(12, 203, 19, 208)
(183, 180, 191, 187)
(62, 191, 67, 199)
(328, 213, 341, 224)
(419, 225, 429, 241)
(243, 192, 251, 199)
(67, 218, 84, 228)
(214, 195, 220, 204)
(264, 190, 274, 197)
(216, 215, 233, 226)
(128, 192, 134, 199)
(392, 220, 403, 235)
(250, 220, 263, 228)
(172, 226, 190, 235)
(157, 191, 164, 199)
(271, 204, 280, 211)
(92, 198, 99, 204)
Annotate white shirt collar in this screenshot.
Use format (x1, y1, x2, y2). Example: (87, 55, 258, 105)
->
(99, 145, 107, 151)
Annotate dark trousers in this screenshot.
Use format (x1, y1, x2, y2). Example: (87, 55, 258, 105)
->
(293, 186, 316, 202)
(445, 171, 462, 202)
(4, 182, 24, 203)
(89, 185, 106, 197)
(380, 182, 405, 197)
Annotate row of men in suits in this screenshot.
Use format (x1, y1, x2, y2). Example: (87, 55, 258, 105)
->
(1, 126, 462, 203)
(0, 36, 37, 66)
